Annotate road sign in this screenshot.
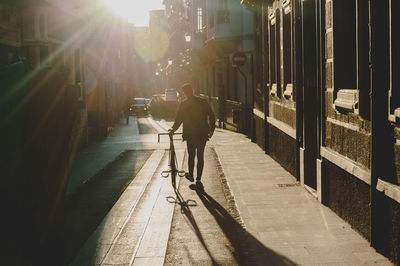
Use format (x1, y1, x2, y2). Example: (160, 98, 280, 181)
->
(232, 51, 247, 67)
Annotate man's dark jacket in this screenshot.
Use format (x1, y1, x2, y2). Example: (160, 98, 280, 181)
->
(172, 96, 215, 142)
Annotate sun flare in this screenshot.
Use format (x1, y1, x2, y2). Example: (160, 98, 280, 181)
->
(103, 0, 132, 18)
(102, 0, 164, 26)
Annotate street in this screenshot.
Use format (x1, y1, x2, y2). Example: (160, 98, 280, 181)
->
(63, 115, 391, 266)
(2, 1, 400, 265)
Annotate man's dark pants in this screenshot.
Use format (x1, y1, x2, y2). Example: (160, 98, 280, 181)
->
(186, 139, 207, 181)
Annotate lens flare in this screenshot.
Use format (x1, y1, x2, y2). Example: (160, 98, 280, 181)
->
(134, 26, 169, 62)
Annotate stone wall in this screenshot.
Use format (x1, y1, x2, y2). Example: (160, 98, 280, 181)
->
(254, 115, 265, 151)
(269, 100, 296, 129)
(267, 123, 297, 177)
(323, 159, 371, 241)
(374, 192, 400, 263)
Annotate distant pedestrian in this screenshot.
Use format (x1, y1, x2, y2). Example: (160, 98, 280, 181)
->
(169, 83, 215, 191)
(124, 97, 131, 124)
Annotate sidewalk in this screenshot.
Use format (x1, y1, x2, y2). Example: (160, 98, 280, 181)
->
(209, 128, 392, 265)
(67, 118, 393, 265)
(66, 116, 170, 198)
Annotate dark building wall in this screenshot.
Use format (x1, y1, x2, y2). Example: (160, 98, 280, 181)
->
(247, 0, 400, 264)
(322, 0, 371, 247)
(254, 115, 265, 150)
(267, 123, 297, 177)
(385, 196, 400, 264)
(394, 144, 400, 186)
(322, 0, 400, 264)
(384, 127, 400, 264)
(266, 99, 296, 177)
(374, 191, 400, 264)
(323, 159, 371, 241)
(392, 128, 400, 185)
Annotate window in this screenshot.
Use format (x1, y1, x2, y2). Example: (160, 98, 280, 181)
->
(197, 8, 203, 32)
(39, 14, 45, 40)
(268, 6, 280, 98)
(216, 0, 229, 24)
(332, 0, 358, 113)
(23, 14, 35, 40)
(1, 5, 10, 22)
(282, 0, 293, 100)
(389, 0, 400, 122)
(217, 10, 230, 24)
(331, 0, 370, 116)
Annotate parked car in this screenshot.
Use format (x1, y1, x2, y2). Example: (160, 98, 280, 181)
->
(145, 98, 150, 112)
(165, 88, 177, 102)
(129, 97, 148, 115)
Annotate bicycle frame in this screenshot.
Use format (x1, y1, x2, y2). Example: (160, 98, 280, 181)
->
(158, 132, 186, 178)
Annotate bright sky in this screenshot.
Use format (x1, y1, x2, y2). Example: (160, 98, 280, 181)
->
(103, 0, 165, 26)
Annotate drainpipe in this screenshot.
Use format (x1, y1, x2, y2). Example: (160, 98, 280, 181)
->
(294, 0, 303, 180)
(317, 0, 326, 155)
(368, 0, 376, 246)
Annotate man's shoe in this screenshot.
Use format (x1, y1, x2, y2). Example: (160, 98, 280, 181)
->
(185, 173, 194, 182)
(196, 181, 204, 192)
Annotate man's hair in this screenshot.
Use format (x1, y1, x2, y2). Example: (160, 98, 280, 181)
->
(181, 83, 194, 95)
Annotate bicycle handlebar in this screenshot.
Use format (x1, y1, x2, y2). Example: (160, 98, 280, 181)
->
(158, 132, 183, 143)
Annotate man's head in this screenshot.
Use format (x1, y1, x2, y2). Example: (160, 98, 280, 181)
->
(181, 83, 194, 99)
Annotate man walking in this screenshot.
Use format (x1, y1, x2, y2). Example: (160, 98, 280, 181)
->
(169, 83, 215, 190)
(123, 97, 131, 124)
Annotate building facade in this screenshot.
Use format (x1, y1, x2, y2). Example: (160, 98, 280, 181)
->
(0, 0, 135, 262)
(163, 0, 192, 92)
(241, 0, 400, 263)
(182, 0, 255, 131)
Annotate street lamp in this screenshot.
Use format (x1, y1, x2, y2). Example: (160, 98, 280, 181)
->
(185, 34, 191, 42)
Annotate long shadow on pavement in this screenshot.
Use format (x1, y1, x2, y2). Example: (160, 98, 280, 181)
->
(168, 172, 220, 265)
(63, 149, 152, 265)
(193, 187, 298, 266)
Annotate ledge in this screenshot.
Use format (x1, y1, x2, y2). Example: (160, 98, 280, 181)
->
(326, 117, 360, 131)
(320, 147, 371, 185)
(333, 89, 358, 113)
(270, 83, 278, 97)
(376, 179, 400, 204)
(253, 108, 264, 120)
(266, 116, 296, 139)
(283, 83, 293, 99)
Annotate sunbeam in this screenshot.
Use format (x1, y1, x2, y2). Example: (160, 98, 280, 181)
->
(102, 0, 164, 26)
